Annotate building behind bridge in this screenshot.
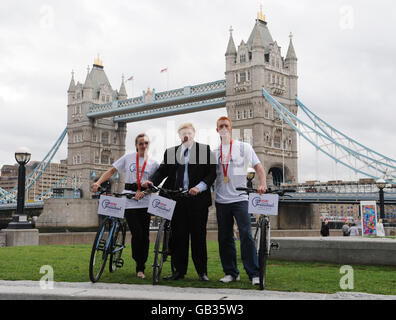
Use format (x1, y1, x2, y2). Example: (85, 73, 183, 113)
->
(0, 161, 67, 201)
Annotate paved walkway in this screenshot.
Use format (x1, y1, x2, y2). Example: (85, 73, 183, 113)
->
(0, 280, 395, 300)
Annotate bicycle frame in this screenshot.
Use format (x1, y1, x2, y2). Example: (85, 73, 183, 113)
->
(95, 217, 124, 253)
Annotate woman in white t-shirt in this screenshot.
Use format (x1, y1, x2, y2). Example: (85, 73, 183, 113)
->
(92, 133, 159, 279)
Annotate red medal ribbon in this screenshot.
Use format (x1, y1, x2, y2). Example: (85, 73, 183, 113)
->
(220, 139, 233, 181)
(136, 153, 148, 191)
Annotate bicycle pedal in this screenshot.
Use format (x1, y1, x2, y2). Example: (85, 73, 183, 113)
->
(271, 242, 280, 250)
(98, 240, 106, 250)
(116, 258, 124, 268)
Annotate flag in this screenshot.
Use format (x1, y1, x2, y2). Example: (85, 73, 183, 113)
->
(127, 76, 134, 81)
(160, 68, 168, 73)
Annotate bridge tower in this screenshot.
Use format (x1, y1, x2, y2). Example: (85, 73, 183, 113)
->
(225, 12, 299, 186)
(66, 57, 127, 198)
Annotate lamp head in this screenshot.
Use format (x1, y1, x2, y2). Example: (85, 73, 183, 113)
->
(376, 179, 386, 190)
(15, 147, 31, 165)
(247, 167, 255, 181)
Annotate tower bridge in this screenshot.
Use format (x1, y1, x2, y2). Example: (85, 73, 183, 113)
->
(64, 14, 300, 199)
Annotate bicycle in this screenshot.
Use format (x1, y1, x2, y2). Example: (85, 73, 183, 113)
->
(147, 185, 191, 285)
(236, 187, 292, 290)
(89, 188, 135, 283)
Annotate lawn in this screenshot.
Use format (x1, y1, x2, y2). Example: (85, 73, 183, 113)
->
(1, 241, 395, 295)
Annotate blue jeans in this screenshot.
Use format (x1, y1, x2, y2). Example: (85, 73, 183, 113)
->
(216, 201, 259, 279)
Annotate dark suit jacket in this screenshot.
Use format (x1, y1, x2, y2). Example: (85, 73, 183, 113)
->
(150, 142, 217, 207)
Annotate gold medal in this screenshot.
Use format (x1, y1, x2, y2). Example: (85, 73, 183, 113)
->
(221, 140, 233, 185)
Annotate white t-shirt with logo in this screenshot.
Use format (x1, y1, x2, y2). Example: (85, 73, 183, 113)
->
(112, 152, 159, 209)
(214, 140, 261, 204)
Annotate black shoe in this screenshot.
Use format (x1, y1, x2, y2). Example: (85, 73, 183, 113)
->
(198, 274, 209, 281)
(163, 272, 185, 281)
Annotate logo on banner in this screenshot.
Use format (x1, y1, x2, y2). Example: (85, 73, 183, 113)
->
(252, 197, 276, 209)
(248, 193, 279, 216)
(148, 194, 176, 220)
(102, 199, 123, 211)
(98, 195, 126, 218)
(151, 199, 171, 213)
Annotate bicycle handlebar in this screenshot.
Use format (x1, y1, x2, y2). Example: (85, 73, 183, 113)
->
(236, 187, 295, 197)
(148, 184, 191, 198)
(96, 187, 136, 199)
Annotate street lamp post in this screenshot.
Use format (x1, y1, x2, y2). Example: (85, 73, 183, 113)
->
(376, 179, 386, 222)
(7, 147, 33, 229)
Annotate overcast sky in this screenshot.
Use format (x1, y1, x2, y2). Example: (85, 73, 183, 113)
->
(1, 0, 395, 183)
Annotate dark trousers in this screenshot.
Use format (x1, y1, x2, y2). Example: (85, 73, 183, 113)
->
(124, 208, 151, 273)
(170, 198, 209, 276)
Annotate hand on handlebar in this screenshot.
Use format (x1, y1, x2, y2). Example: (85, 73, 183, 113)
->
(257, 185, 267, 195)
(92, 183, 101, 193)
(141, 181, 153, 189)
(188, 187, 200, 196)
(134, 191, 146, 201)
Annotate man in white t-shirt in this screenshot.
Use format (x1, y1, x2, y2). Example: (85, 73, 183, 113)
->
(214, 116, 267, 286)
(92, 133, 159, 279)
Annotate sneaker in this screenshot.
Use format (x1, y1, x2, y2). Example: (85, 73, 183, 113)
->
(252, 277, 260, 286)
(219, 274, 240, 283)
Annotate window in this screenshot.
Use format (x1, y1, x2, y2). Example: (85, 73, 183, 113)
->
(240, 54, 246, 63)
(274, 136, 281, 149)
(264, 109, 269, 119)
(274, 130, 282, 149)
(265, 133, 271, 145)
(240, 72, 246, 83)
(249, 109, 253, 118)
(101, 154, 109, 165)
(74, 105, 81, 115)
(247, 71, 251, 81)
(243, 110, 247, 119)
(236, 110, 241, 120)
(101, 132, 109, 144)
(73, 154, 82, 165)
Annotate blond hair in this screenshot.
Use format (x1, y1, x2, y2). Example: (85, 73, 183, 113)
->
(178, 122, 196, 133)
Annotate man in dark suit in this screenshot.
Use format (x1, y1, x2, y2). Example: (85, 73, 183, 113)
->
(143, 123, 217, 281)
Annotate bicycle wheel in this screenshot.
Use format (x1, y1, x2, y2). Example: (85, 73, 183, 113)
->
(109, 220, 126, 273)
(89, 217, 112, 283)
(152, 219, 168, 285)
(258, 218, 269, 290)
